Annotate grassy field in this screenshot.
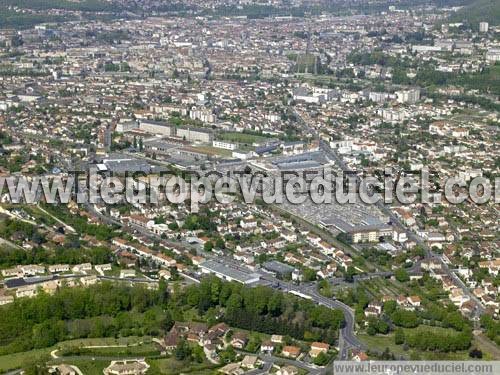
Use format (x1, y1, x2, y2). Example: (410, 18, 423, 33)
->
(358, 277, 409, 299)
(62, 342, 160, 357)
(191, 145, 233, 157)
(49, 358, 110, 375)
(0, 336, 150, 372)
(148, 357, 220, 375)
(218, 131, 270, 145)
(359, 329, 499, 361)
(0, 335, 220, 374)
(58, 336, 152, 348)
(0, 347, 53, 372)
(359, 332, 470, 360)
(17, 205, 58, 226)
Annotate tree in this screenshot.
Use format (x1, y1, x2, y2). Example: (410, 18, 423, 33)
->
(160, 311, 173, 332)
(377, 320, 389, 334)
(219, 346, 236, 363)
(367, 324, 377, 336)
(367, 318, 389, 335)
(175, 339, 192, 360)
(313, 351, 329, 366)
(226, 293, 243, 314)
(215, 237, 225, 249)
(245, 334, 261, 353)
(318, 279, 333, 298)
(395, 328, 405, 345)
(303, 267, 317, 281)
(383, 300, 397, 314)
(391, 309, 419, 328)
(395, 268, 409, 282)
(310, 306, 344, 329)
(267, 292, 283, 316)
(32, 320, 60, 348)
(204, 241, 214, 252)
(192, 344, 205, 363)
(344, 266, 356, 282)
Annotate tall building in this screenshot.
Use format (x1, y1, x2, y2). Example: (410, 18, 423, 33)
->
(98, 125, 111, 151)
(479, 22, 489, 33)
(396, 88, 420, 104)
(138, 120, 172, 136)
(486, 48, 500, 62)
(176, 126, 213, 143)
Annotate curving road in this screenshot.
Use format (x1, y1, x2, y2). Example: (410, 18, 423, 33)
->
(255, 270, 364, 361)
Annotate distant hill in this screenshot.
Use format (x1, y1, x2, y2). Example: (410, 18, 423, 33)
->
(448, 0, 500, 27)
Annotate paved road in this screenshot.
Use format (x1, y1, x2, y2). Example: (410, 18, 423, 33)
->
(253, 269, 364, 361)
(2, 370, 22, 375)
(245, 360, 274, 375)
(190, 254, 364, 362)
(302, 286, 365, 356)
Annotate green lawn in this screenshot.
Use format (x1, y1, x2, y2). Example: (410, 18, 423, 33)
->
(148, 357, 220, 375)
(359, 329, 494, 361)
(0, 347, 53, 372)
(218, 131, 270, 145)
(58, 336, 151, 348)
(49, 358, 109, 375)
(16, 205, 58, 226)
(61, 343, 160, 357)
(359, 277, 409, 299)
(0, 336, 150, 372)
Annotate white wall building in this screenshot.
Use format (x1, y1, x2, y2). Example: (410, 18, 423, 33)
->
(479, 22, 489, 33)
(213, 140, 237, 150)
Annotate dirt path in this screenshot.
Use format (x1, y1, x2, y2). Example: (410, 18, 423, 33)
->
(475, 333, 500, 359)
(36, 205, 76, 233)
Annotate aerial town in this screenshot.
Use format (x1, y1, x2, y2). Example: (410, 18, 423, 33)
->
(0, 0, 498, 374)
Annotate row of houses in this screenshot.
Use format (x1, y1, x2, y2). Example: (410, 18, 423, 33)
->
(1, 263, 111, 278)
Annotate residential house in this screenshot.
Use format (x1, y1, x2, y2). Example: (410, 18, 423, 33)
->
(282, 346, 301, 358)
(218, 363, 243, 375)
(103, 359, 150, 375)
(48, 264, 70, 273)
(407, 295, 421, 308)
(20, 265, 45, 276)
(277, 366, 298, 375)
(261, 341, 275, 353)
(72, 263, 92, 273)
(231, 332, 248, 349)
(16, 285, 38, 298)
(271, 335, 283, 344)
(95, 264, 112, 274)
(352, 349, 369, 361)
(0, 295, 14, 305)
(309, 342, 329, 358)
(241, 355, 258, 369)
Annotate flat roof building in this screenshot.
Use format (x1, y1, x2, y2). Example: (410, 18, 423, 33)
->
(199, 260, 260, 285)
(262, 261, 295, 278)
